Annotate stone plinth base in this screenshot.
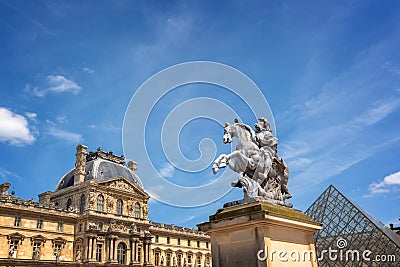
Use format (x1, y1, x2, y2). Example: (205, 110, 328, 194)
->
(198, 201, 322, 267)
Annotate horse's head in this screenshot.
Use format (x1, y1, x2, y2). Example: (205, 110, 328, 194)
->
(223, 122, 234, 144)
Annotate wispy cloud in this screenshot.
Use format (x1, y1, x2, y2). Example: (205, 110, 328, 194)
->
(0, 107, 36, 145)
(56, 115, 67, 124)
(27, 75, 81, 97)
(24, 112, 38, 124)
(354, 98, 400, 127)
(279, 40, 400, 195)
(0, 167, 21, 180)
(46, 127, 83, 143)
(159, 163, 175, 178)
(82, 67, 95, 74)
(366, 171, 400, 196)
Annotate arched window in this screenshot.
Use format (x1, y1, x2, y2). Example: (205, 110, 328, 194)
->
(134, 202, 140, 218)
(80, 194, 85, 213)
(97, 194, 104, 212)
(55, 201, 59, 208)
(66, 198, 72, 211)
(116, 198, 123, 215)
(117, 242, 126, 264)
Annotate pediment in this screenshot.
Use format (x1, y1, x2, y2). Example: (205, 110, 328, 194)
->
(7, 232, 25, 240)
(97, 177, 148, 198)
(30, 235, 47, 242)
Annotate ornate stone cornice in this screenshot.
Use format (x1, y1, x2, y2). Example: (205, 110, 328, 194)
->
(86, 147, 125, 165)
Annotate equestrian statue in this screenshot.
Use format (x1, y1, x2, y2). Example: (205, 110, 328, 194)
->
(213, 118, 292, 207)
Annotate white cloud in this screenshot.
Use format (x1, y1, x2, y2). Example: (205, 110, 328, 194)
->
(30, 75, 81, 97)
(46, 127, 83, 143)
(0, 167, 20, 180)
(56, 115, 67, 124)
(159, 163, 175, 178)
(82, 67, 95, 74)
(367, 171, 400, 195)
(24, 112, 38, 124)
(0, 107, 36, 145)
(354, 98, 400, 127)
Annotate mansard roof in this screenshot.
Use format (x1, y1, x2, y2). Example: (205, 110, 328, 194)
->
(56, 158, 143, 191)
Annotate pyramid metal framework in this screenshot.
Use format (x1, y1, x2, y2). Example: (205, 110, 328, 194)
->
(305, 185, 400, 267)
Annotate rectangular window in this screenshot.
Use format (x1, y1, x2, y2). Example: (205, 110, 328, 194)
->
(206, 242, 209, 248)
(14, 216, 21, 227)
(155, 252, 160, 265)
(187, 239, 191, 246)
(166, 253, 171, 266)
(197, 241, 200, 247)
(155, 235, 159, 243)
(137, 246, 141, 263)
(177, 254, 182, 266)
(57, 222, 63, 232)
(9, 240, 18, 258)
(79, 223, 82, 232)
(177, 238, 181, 245)
(96, 243, 102, 262)
(167, 236, 170, 244)
(53, 243, 62, 258)
(32, 241, 41, 259)
(188, 255, 192, 264)
(36, 219, 43, 229)
(98, 222, 103, 231)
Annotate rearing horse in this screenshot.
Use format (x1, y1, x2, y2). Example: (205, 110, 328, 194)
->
(213, 121, 268, 181)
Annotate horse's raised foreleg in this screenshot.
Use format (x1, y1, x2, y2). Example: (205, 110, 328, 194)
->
(212, 154, 228, 174)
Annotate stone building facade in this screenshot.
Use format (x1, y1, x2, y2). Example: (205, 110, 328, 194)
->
(0, 145, 211, 266)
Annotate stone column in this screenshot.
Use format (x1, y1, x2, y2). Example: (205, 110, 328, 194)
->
(92, 237, 97, 260)
(142, 240, 147, 264)
(147, 243, 151, 263)
(113, 238, 117, 261)
(87, 237, 92, 260)
(108, 237, 114, 262)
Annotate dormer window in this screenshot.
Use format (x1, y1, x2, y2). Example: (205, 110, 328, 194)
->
(134, 202, 140, 219)
(117, 199, 123, 215)
(97, 194, 104, 212)
(80, 194, 85, 213)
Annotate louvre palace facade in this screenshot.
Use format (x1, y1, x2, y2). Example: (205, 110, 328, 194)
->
(0, 145, 211, 267)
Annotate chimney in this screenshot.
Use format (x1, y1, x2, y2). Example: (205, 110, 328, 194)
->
(390, 224, 394, 230)
(38, 191, 52, 205)
(74, 144, 88, 185)
(128, 161, 138, 174)
(0, 183, 10, 196)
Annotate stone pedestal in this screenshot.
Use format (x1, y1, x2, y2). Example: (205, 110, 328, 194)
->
(198, 201, 322, 267)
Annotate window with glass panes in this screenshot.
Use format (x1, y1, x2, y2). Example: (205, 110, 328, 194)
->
(9, 240, 18, 258)
(96, 243, 102, 262)
(32, 241, 41, 259)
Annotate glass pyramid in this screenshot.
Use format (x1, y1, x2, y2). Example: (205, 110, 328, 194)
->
(305, 185, 400, 267)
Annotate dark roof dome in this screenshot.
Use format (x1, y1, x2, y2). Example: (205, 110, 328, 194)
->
(55, 147, 143, 191)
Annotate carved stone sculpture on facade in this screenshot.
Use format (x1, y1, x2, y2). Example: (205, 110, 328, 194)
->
(75, 248, 82, 262)
(33, 246, 40, 260)
(213, 118, 292, 207)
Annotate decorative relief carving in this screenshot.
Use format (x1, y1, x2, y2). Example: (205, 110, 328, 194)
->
(88, 222, 97, 230)
(127, 200, 134, 216)
(106, 196, 114, 212)
(89, 193, 96, 208)
(109, 180, 133, 192)
(86, 147, 125, 165)
(142, 205, 149, 219)
(108, 219, 127, 232)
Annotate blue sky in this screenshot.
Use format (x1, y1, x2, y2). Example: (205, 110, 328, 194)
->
(0, 0, 399, 228)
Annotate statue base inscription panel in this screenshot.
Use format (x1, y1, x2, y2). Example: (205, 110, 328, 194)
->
(198, 201, 322, 267)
